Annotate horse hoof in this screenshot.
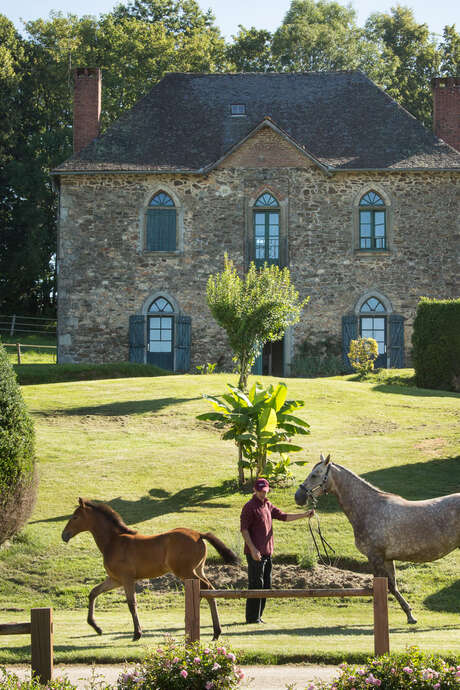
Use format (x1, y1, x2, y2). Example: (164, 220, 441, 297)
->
(133, 631, 142, 641)
(408, 618, 417, 625)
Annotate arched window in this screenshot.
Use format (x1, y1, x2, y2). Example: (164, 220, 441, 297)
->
(359, 191, 386, 250)
(359, 296, 387, 366)
(146, 192, 176, 251)
(147, 296, 174, 369)
(253, 193, 280, 268)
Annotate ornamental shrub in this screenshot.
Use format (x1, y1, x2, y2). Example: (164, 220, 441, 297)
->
(0, 341, 37, 545)
(117, 637, 244, 690)
(303, 646, 460, 689)
(412, 297, 460, 391)
(0, 668, 78, 690)
(348, 337, 378, 377)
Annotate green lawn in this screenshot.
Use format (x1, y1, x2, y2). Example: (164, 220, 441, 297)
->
(1, 372, 459, 664)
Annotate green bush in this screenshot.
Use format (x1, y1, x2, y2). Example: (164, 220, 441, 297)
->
(304, 646, 460, 689)
(292, 337, 344, 378)
(117, 638, 244, 689)
(0, 341, 37, 544)
(348, 337, 378, 377)
(0, 668, 78, 690)
(412, 297, 460, 391)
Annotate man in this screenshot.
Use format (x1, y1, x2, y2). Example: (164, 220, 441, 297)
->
(240, 477, 314, 624)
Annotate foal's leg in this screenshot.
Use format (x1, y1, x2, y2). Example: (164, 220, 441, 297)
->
(384, 559, 417, 624)
(194, 562, 221, 641)
(123, 580, 143, 641)
(88, 576, 121, 634)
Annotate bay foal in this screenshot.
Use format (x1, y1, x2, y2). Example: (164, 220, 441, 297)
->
(62, 498, 239, 640)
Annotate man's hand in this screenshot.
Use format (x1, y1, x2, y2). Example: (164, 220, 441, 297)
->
(250, 547, 262, 561)
(306, 509, 315, 518)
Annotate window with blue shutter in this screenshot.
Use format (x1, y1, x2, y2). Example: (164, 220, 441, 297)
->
(359, 191, 386, 250)
(389, 314, 405, 368)
(146, 192, 177, 251)
(342, 314, 358, 371)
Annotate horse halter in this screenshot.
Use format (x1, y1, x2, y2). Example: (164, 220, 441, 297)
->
(298, 463, 331, 507)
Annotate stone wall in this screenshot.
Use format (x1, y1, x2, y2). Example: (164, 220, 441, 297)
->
(57, 148, 459, 369)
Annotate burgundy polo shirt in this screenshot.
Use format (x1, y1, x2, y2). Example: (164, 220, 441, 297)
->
(240, 494, 287, 556)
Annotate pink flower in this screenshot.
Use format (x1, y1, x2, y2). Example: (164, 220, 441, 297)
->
(204, 648, 211, 654)
(357, 669, 366, 676)
(390, 668, 396, 674)
(212, 662, 221, 671)
(205, 683, 213, 690)
(455, 671, 460, 678)
(172, 657, 179, 664)
(180, 669, 188, 678)
(194, 657, 201, 664)
(403, 666, 413, 674)
(434, 684, 440, 689)
(156, 648, 163, 654)
(237, 668, 245, 679)
(226, 652, 236, 661)
(216, 646, 226, 655)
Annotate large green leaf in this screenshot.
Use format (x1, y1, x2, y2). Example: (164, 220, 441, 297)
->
(258, 406, 277, 434)
(271, 383, 287, 411)
(268, 442, 304, 453)
(280, 413, 310, 427)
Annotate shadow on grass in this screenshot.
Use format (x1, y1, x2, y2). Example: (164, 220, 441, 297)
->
(36, 396, 199, 418)
(424, 580, 460, 614)
(370, 382, 459, 398)
(31, 480, 238, 526)
(305, 456, 460, 514)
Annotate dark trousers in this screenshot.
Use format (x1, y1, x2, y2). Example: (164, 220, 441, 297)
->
(245, 554, 272, 623)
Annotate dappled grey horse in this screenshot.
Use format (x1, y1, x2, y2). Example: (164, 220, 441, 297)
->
(295, 454, 460, 623)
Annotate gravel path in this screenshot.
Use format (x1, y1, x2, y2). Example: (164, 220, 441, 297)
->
(5, 664, 340, 689)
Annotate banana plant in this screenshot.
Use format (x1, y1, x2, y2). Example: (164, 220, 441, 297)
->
(197, 381, 310, 484)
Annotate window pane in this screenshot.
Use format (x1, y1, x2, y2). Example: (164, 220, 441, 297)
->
(161, 317, 172, 328)
(255, 193, 278, 207)
(254, 213, 265, 225)
(269, 213, 279, 224)
(150, 192, 174, 207)
(361, 318, 373, 329)
(360, 224, 371, 237)
(161, 330, 172, 341)
(255, 226, 265, 237)
(269, 238, 279, 258)
(360, 211, 371, 223)
(360, 238, 371, 248)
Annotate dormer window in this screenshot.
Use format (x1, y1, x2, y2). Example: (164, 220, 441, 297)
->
(231, 104, 246, 116)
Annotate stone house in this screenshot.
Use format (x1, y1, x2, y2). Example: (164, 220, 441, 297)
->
(52, 71, 460, 374)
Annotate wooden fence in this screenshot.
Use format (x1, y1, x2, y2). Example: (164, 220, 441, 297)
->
(0, 608, 53, 683)
(2, 342, 57, 364)
(185, 576, 390, 656)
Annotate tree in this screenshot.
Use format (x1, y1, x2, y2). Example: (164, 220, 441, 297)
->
(206, 255, 309, 391)
(226, 27, 276, 72)
(0, 341, 37, 544)
(439, 25, 460, 76)
(271, 0, 374, 72)
(364, 6, 441, 126)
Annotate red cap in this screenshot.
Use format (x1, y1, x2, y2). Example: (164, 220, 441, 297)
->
(254, 478, 270, 491)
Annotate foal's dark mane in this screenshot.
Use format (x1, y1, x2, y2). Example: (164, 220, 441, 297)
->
(84, 500, 137, 534)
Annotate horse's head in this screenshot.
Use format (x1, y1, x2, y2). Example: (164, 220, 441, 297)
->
(61, 498, 91, 543)
(295, 453, 331, 506)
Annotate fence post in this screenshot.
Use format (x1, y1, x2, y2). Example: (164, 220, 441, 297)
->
(373, 577, 390, 656)
(10, 314, 16, 337)
(185, 579, 201, 643)
(30, 608, 53, 684)
(16, 343, 21, 365)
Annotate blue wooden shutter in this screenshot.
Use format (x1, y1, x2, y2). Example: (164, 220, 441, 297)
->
(342, 314, 358, 371)
(389, 314, 405, 368)
(252, 352, 262, 375)
(129, 314, 146, 363)
(175, 315, 191, 372)
(146, 209, 176, 251)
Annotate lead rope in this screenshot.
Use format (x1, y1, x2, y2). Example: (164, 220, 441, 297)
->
(308, 512, 336, 566)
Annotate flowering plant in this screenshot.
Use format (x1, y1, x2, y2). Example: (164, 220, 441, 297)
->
(0, 668, 78, 690)
(304, 647, 460, 689)
(117, 637, 244, 690)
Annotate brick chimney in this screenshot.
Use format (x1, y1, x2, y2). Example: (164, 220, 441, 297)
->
(432, 77, 460, 152)
(73, 68, 101, 154)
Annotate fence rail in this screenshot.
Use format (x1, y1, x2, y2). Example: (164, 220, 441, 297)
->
(0, 608, 53, 683)
(0, 314, 56, 337)
(2, 342, 57, 364)
(184, 577, 390, 656)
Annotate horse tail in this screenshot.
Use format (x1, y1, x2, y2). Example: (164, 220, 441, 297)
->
(201, 532, 240, 565)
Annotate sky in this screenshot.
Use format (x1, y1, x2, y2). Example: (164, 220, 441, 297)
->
(2, 0, 459, 38)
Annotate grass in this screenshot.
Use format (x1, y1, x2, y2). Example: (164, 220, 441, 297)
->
(1, 371, 459, 664)
(13, 362, 169, 385)
(1, 333, 57, 365)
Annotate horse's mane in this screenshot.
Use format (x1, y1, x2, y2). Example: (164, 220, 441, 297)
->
(83, 500, 137, 534)
(333, 463, 395, 497)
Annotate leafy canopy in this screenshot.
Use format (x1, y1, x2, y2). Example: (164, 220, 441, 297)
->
(206, 255, 309, 390)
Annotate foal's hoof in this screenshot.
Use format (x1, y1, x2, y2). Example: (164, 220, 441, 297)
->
(407, 616, 417, 625)
(212, 632, 221, 641)
(89, 622, 103, 635)
(133, 630, 142, 641)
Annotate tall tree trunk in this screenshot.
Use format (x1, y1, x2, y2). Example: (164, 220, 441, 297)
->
(238, 443, 245, 486)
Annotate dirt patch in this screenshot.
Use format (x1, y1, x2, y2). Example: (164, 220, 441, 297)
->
(414, 438, 446, 455)
(137, 563, 372, 593)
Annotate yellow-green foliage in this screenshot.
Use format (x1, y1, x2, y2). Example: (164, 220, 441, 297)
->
(348, 337, 378, 376)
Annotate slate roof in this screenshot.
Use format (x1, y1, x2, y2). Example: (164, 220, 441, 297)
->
(54, 71, 460, 173)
